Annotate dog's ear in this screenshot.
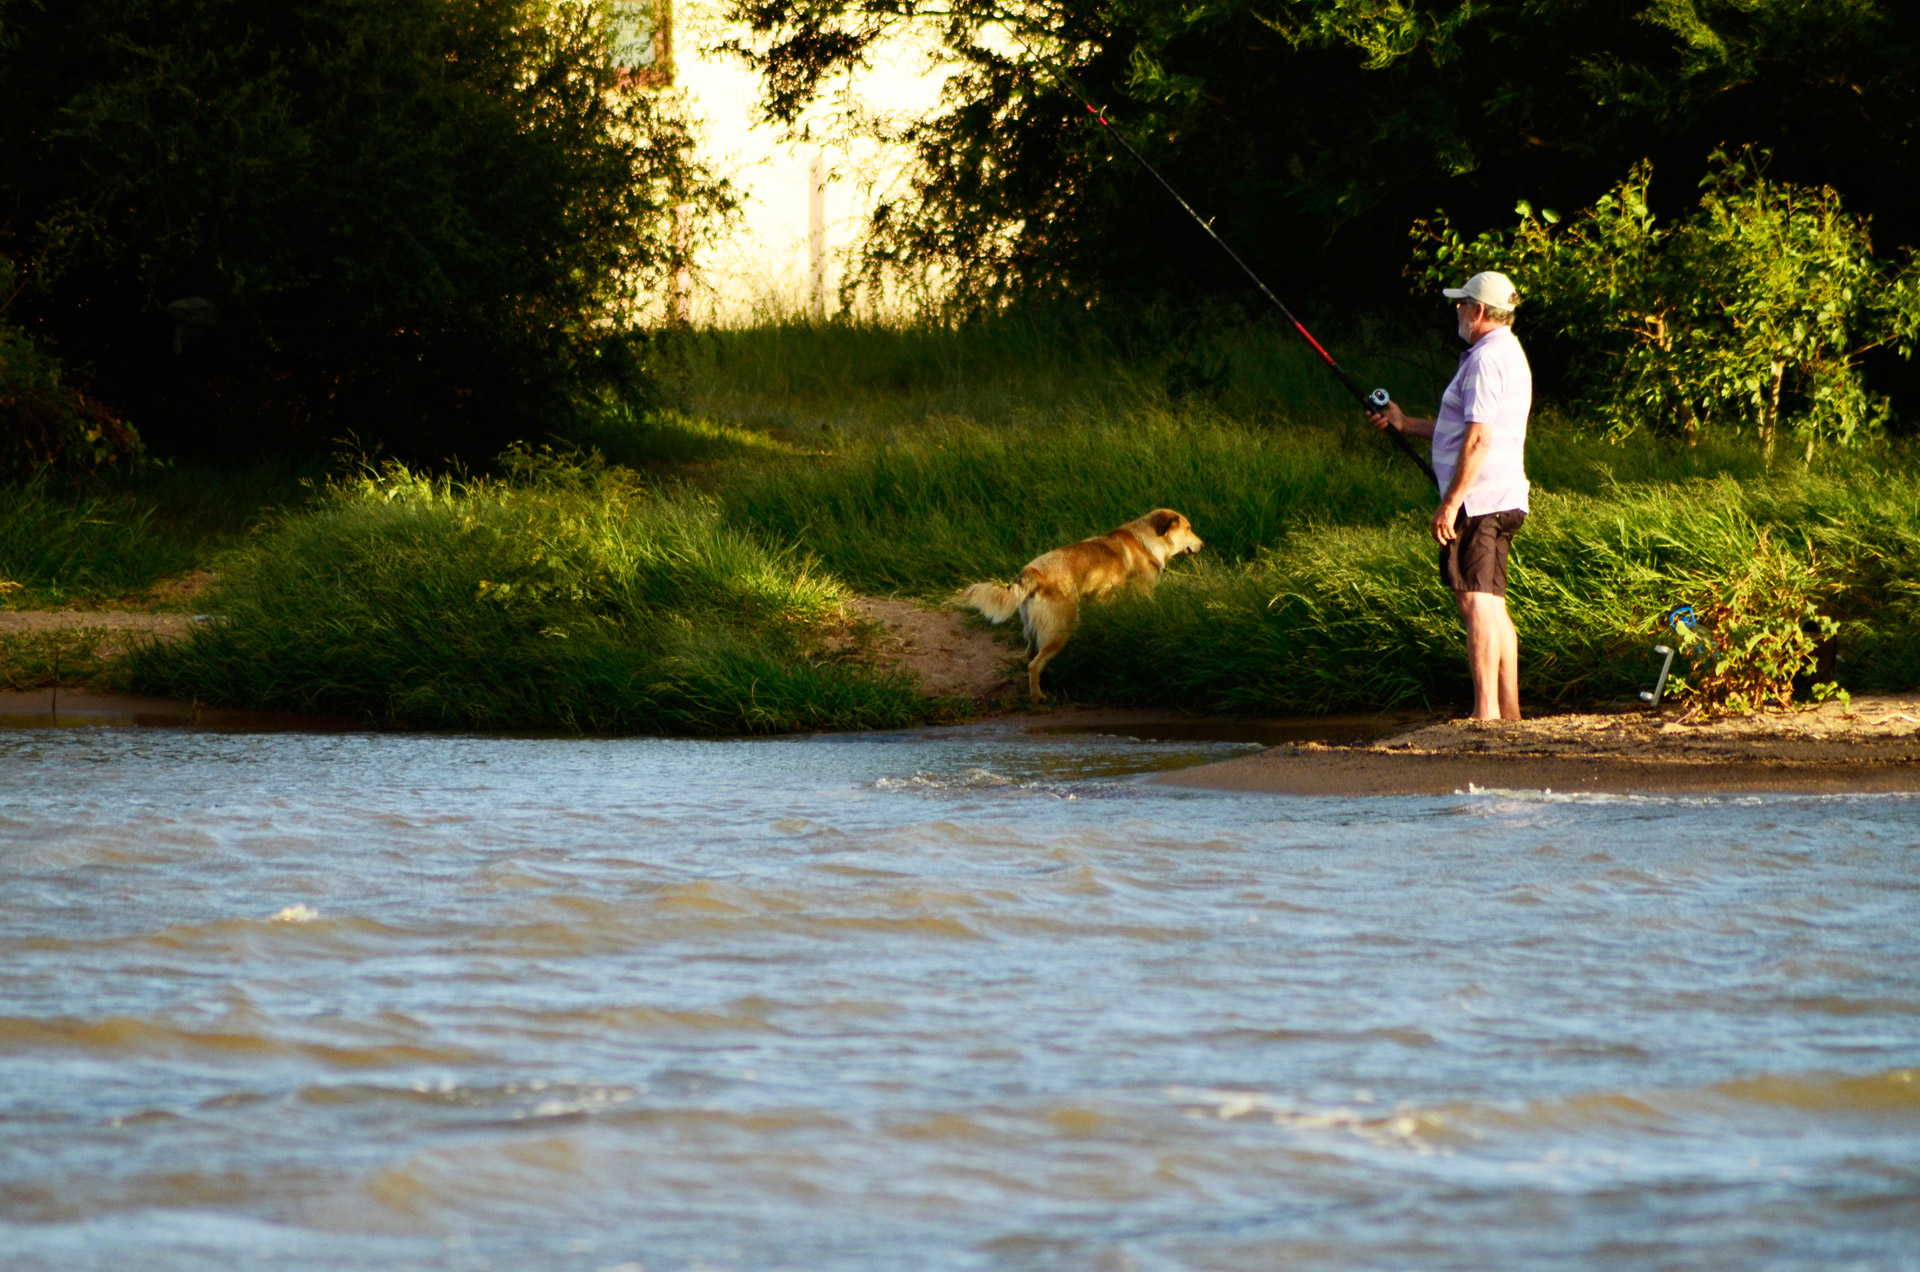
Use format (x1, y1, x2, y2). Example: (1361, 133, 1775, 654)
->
(1149, 510, 1179, 536)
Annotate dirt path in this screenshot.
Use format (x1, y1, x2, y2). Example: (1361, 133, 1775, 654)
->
(848, 597, 1021, 700)
(0, 590, 1024, 700)
(0, 572, 216, 653)
(0, 611, 201, 639)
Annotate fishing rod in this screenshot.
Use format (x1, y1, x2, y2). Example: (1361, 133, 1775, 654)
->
(1033, 55, 1438, 485)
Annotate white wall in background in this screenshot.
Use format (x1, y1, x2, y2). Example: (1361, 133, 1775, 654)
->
(671, 0, 951, 323)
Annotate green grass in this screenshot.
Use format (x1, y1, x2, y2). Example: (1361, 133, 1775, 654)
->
(1048, 468, 1920, 712)
(664, 317, 1916, 716)
(13, 313, 1918, 729)
(125, 455, 929, 733)
(0, 460, 315, 607)
(716, 408, 1434, 594)
(0, 480, 200, 606)
(673, 307, 1462, 442)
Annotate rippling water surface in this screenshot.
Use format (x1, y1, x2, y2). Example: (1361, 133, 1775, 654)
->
(2, 725, 1917, 1270)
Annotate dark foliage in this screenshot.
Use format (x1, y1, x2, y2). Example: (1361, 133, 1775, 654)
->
(2, 307, 144, 478)
(0, 0, 724, 464)
(725, 0, 1918, 335)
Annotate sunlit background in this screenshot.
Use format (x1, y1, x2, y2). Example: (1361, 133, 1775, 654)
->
(668, 0, 950, 322)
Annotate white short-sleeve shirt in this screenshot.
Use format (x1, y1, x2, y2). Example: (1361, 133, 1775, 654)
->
(1433, 325, 1531, 517)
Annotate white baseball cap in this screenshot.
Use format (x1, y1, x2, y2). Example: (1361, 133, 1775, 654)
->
(1443, 271, 1520, 309)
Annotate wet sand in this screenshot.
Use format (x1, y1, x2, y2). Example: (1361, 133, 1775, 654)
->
(1151, 695, 1920, 796)
(1155, 745, 1920, 795)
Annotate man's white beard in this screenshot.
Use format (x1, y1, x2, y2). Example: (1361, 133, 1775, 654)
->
(1457, 311, 1474, 342)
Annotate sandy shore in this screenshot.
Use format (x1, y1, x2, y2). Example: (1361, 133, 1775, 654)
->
(4, 687, 1918, 799)
(1151, 695, 1920, 796)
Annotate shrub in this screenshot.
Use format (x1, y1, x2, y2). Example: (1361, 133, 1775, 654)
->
(1, 315, 143, 479)
(0, 0, 726, 462)
(1664, 534, 1845, 715)
(2, 262, 143, 477)
(1414, 149, 1920, 460)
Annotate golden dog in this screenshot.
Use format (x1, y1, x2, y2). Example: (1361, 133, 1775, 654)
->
(960, 509, 1203, 699)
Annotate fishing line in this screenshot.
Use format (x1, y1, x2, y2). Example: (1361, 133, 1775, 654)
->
(1012, 35, 1437, 485)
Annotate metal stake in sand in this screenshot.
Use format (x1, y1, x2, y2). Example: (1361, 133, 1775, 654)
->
(1640, 644, 1675, 709)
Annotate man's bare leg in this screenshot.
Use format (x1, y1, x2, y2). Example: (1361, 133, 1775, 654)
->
(1457, 590, 1520, 720)
(1494, 598, 1519, 719)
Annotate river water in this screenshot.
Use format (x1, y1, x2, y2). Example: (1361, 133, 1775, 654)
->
(2, 725, 1916, 1270)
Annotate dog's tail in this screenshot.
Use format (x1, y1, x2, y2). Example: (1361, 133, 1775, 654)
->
(959, 573, 1035, 624)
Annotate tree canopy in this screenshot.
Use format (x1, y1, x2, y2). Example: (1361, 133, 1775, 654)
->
(725, 0, 1919, 317)
(1, 0, 725, 463)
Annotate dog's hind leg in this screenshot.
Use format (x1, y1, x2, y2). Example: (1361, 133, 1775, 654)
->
(1022, 593, 1075, 700)
(1028, 638, 1069, 700)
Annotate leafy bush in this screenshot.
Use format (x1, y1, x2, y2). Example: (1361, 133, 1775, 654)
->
(1, 317, 143, 479)
(1415, 150, 1920, 458)
(1664, 533, 1845, 715)
(0, 0, 725, 462)
(2, 261, 144, 477)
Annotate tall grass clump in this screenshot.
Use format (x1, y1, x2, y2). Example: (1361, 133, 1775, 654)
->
(719, 409, 1435, 594)
(1049, 466, 1920, 713)
(691, 313, 1789, 603)
(681, 310, 1122, 438)
(127, 453, 927, 733)
(682, 306, 1460, 443)
(0, 478, 201, 604)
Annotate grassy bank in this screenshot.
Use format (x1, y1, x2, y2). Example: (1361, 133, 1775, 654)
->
(11, 314, 1919, 728)
(122, 457, 926, 733)
(0, 461, 315, 607)
(1050, 472, 1920, 713)
(684, 317, 1915, 716)
(0, 480, 203, 606)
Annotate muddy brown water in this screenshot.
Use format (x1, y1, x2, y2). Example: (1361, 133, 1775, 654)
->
(2, 720, 1917, 1270)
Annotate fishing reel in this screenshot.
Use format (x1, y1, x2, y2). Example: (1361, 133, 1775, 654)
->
(1367, 388, 1391, 414)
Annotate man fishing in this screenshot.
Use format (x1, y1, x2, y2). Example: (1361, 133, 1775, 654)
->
(1368, 271, 1532, 721)
(1051, 87, 1528, 717)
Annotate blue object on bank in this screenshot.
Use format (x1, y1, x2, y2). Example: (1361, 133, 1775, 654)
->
(1667, 605, 1713, 652)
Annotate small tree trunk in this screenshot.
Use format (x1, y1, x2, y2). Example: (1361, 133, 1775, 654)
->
(1667, 373, 1701, 444)
(1761, 358, 1785, 464)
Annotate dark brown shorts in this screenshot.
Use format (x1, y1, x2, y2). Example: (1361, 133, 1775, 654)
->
(1439, 508, 1526, 597)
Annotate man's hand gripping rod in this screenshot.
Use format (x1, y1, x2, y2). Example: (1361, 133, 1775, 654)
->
(1064, 86, 1437, 486)
(1364, 388, 1434, 483)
